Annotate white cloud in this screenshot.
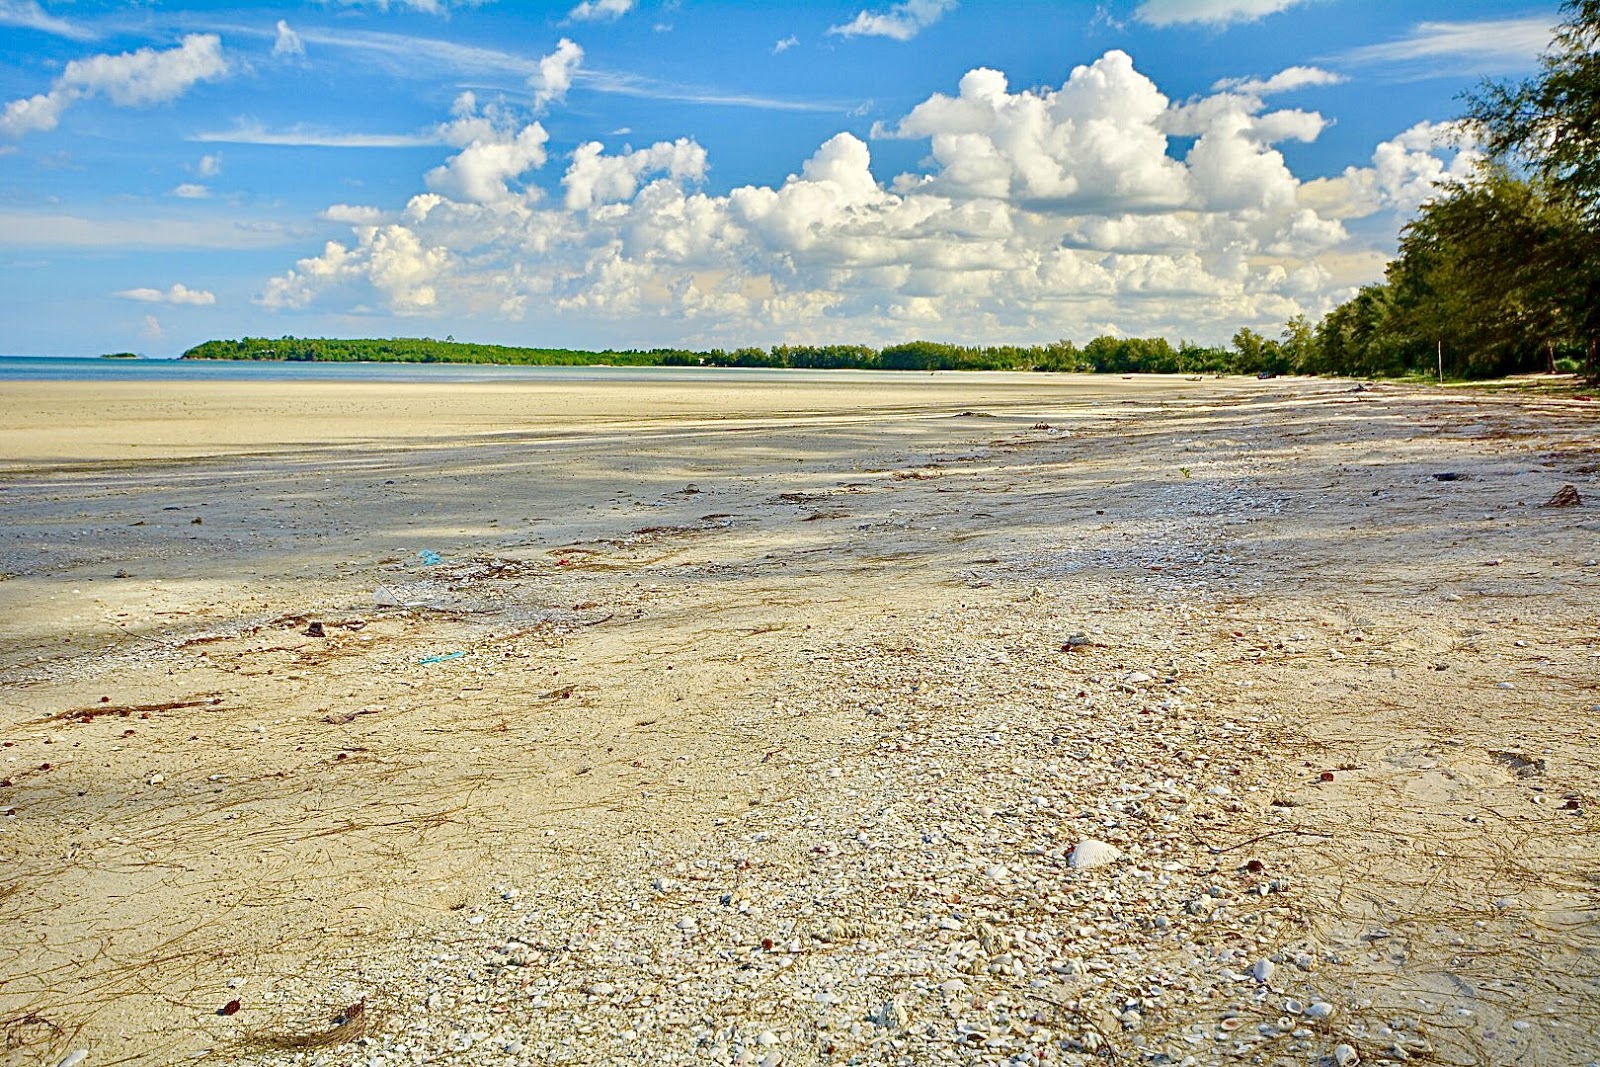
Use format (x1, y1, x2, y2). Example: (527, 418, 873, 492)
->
(115, 283, 216, 305)
(563, 138, 707, 210)
(325, 0, 467, 12)
(774, 35, 799, 54)
(1, 34, 227, 138)
(1300, 121, 1480, 220)
(273, 19, 305, 58)
(142, 314, 164, 341)
(829, 0, 955, 41)
(568, 0, 634, 21)
(197, 152, 222, 177)
(1135, 0, 1305, 27)
(323, 203, 388, 224)
(0, 0, 95, 41)
(192, 122, 446, 147)
(531, 37, 582, 112)
(1213, 66, 1343, 96)
(425, 92, 550, 203)
(258, 49, 1471, 345)
(0, 211, 293, 249)
(1338, 18, 1553, 73)
(172, 182, 210, 198)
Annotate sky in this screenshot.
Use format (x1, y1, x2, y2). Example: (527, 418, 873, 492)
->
(0, 0, 1562, 357)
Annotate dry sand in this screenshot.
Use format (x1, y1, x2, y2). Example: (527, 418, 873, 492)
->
(0, 372, 1596, 1066)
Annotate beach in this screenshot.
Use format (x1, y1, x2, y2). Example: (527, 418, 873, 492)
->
(1, 372, 1596, 1066)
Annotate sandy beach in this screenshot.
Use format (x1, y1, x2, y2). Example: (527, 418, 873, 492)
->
(1, 372, 1596, 1067)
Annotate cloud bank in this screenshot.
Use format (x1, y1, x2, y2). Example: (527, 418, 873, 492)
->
(261, 50, 1470, 345)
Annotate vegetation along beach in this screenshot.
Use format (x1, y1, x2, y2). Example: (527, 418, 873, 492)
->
(2, 3, 1598, 1067)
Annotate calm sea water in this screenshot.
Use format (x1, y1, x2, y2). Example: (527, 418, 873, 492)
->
(0, 355, 835, 384)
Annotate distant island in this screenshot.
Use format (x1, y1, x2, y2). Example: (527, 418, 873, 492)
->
(100, 352, 140, 359)
(181, 334, 1282, 375)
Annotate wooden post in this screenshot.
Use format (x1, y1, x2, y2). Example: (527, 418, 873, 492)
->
(1437, 340, 1444, 383)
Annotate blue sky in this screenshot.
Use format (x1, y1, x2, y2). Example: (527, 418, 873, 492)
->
(0, 0, 1560, 356)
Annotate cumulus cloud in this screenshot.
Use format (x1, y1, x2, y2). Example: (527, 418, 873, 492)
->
(568, 0, 633, 21)
(563, 138, 707, 210)
(829, 0, 955, 41)
(530, 37, 582, 112)
(197, 152, 222, 177)
(260, 48, 1473, 344)
(1, 34, 227, 138)
(774, 35, 799, 54)
(172, 182, 210, 198)
(0, 0, 95, 41)
(425, 92, 550, 203)
(1300, 121, 1481, 220)
(273, 19, 305, 57)
(1135, 0, 1306, 26)
(116, 283, 216, 305)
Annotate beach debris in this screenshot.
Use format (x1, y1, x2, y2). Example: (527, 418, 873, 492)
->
(418, 549, 442, 565)
(373, 586, 402, 607)
(303, 621, 325, 638)
(54, 1052, 88, 1067)
(1542, 484, 1581, 507)
(1067, 839, 1122, 869)
(1491, 750, 1546, 777)
(249, 998, 367, 1051)
(418, 651, 466, 665)
(218, 999, 241, 1017)
(1334, 1042, 1360, 1066)
(1431, 472, 1465, 481)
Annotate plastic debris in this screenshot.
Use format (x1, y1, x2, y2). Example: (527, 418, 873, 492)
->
(418, 651, 466, 665)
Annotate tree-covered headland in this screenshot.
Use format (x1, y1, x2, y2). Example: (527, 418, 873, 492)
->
(185, 5, 1600, 383)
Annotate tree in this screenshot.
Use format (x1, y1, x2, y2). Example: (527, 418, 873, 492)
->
(1388, 166, 1591, 377)
(1466, 0, 1600, 377)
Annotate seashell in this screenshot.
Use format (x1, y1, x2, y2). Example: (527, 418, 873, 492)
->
(1219, 1017, 1243, 1032)
(1283, 998, 1304, 1015)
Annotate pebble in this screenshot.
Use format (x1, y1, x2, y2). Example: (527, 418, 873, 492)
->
(230, 598, 1384, 1067)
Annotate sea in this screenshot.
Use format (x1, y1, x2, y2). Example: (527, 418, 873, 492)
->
(0, 355, 786, 384)
(0, 356, 968, 386)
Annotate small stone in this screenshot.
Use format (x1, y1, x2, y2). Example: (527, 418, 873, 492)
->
(1250, 958, 1275, 985)
(587, 982, 616, 997)
(147, 773, 164, 785)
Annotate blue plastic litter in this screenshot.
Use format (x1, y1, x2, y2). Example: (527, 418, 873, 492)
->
(418, 651, 466, 665)
(418, 549, 443, 565)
